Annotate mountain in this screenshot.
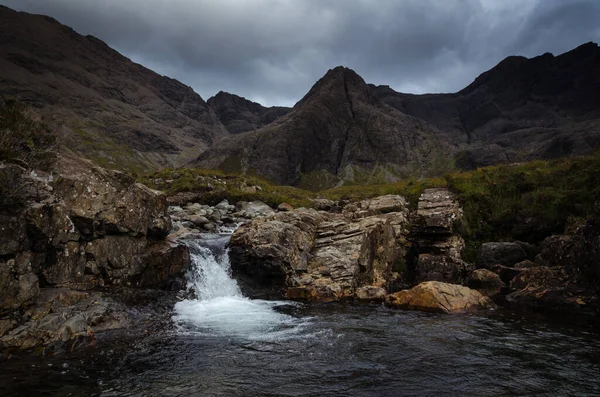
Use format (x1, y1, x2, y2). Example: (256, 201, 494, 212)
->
(191, 67, 451, 188)
(207, 91, 291, 134)
(0, 5, 229, 171)
(371, 42, 600, 168)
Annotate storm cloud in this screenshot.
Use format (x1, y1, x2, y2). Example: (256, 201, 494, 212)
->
(3, 0, 599, 106)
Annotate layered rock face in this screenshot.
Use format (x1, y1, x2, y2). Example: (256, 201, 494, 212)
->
(410, 188, 471, 284)
(0, 157, 189, 348)
(228, 195, 410, 300)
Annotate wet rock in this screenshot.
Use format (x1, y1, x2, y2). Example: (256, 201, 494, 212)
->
(355, 286, 387, 301)
(385, 281, 494, 314)
(476, 242, 528, 269)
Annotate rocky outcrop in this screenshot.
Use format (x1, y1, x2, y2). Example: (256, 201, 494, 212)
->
(504, 205, 600, 313)
(228, 195, 410, 301)
(410, 188, 471, 284)
(0, 157, 190, 349)
(385, 281, 494, 314)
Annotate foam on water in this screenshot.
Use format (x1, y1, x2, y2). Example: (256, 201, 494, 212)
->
(173, 233, 306, 340)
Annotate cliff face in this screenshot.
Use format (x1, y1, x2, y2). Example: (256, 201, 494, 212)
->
(372, 42, 600, 168)
(0, 6, 229, 171)
(192, 67, 451, 187)
(207, 91, 291, 134)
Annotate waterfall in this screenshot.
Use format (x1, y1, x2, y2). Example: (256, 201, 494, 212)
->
(173, 232, 306, 340)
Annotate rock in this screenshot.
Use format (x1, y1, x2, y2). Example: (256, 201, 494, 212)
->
(514, 260, 537, 269)
(229, 203, 407, 301)
(490, 264, 523, 284)
(215, 200, 230, 212)
(235, 201, 274, 217)
(188, 215, 210, 226)
(312, 198, 335, 211)
(277, 202, 294, 212)
(476, 242, 528, 268)
(203, 223, 216, 231)
(0, 262, 39, 314)
(343, 195, 407, 219)
(468, 269, 505, 297)
(385, 281, 494, 314)
(0, 157, 190, 351)
(507, 266, 597, 313)
(411, 188, 470, 284)
(356, 286, 387, 301)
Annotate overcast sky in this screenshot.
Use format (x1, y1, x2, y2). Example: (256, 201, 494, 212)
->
(3, 0, 600, 106)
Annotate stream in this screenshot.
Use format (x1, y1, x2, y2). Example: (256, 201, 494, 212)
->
(2, 232, 600, 396)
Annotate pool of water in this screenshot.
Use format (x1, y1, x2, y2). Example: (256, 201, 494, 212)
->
(3, 233, 600, 396)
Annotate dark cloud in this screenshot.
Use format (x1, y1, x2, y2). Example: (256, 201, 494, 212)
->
(2, 0, 599, 106)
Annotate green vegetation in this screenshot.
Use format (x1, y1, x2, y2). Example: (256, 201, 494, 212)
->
(446, 155, 600, 260)
(0, 99, 57, 170)
(142, 153, 600, 261)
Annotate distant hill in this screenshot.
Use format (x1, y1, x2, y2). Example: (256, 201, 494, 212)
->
(192, 67, 450, 188)
(0, 5, 229, 171)
(2, 5, 599, 184)
(207, 91, 291, 134)
(371, 42, 600, 168)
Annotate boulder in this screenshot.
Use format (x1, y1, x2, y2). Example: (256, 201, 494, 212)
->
(468, 269, 505, 297)
(476, 242, 528, 268)
(385, 281, 494, 314)
(277, 202, 294, 212)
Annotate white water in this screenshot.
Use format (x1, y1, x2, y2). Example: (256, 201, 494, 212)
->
(173, 234, 306, 340)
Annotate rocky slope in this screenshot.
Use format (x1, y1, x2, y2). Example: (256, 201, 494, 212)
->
(207, 91, 291, 134)
(0, 6, 229, 171)
(372, 42, 600, 168)
(192, 67, 451, 187)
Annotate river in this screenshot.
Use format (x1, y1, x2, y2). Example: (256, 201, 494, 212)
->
(3, 233, 600, 396)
